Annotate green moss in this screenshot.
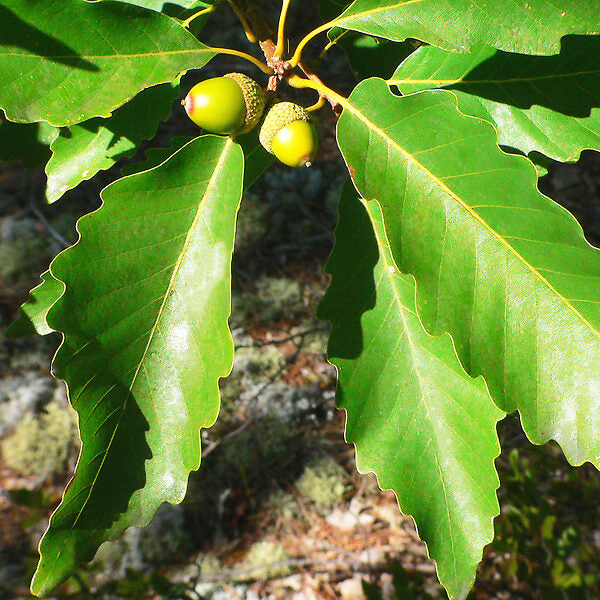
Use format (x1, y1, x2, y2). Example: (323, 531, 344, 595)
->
(240, 541, 290, 580)
(295, 456, 349, 508)
(233, 275, 303, 324)
(198, 553, 222, 577)
(235, 195, 268, 253)
(1, 399, 77, 478)
(267, 490, 300, 520)
(219, 345, 284, 421)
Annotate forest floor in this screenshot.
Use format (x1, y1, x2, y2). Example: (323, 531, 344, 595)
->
(2, 3, 600, 599)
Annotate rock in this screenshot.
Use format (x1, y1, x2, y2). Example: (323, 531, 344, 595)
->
(280, 574, 303, 591)
(0, 373, 55, 436)
(358, 547, 386, 565)
(339, 576, 366, 600)
(93, 503, 190, 579)
(326, 509, 359, 532)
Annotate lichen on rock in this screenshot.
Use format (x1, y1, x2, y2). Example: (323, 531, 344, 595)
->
(1, 397, 77, 478)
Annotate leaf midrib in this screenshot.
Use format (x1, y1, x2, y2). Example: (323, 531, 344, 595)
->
(388, 67, 600, 87)
(37, 137, 233, 590)
(338, 0, 425, 23)
(365, 198, 460, 580)
(0, 47, 213, 61)
(340, 86, 600, 343)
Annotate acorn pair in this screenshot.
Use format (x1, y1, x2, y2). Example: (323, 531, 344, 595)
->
(184, 73, 318, 168)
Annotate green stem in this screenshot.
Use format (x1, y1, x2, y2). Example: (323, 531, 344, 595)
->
(207, 46, 274, 74)
(275, 0, 293, 57)
(180, 5, 217, 29)
(289, 20, 336, 67)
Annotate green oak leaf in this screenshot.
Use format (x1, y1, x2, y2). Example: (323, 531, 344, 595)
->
(121, 136, 193, 176)
(6, 271, 64, 339)
(0, 117, 58, 168)
(336, 79, 600, 469)
(122, 132, 272, 189)
(107, 0, 218, 23)
(389, 37, 600, 163)
(340, 33, 415, 81)
(329, 0, 599, 55)
(31, 135, 243, 596)
(110, 0, 215, 10)
(318, 0, 416, 80)
(235, 131, 274, 190)
(319, 182, 503, 600)
(45, 84, 177, 203)
(0, 0, 215, 126)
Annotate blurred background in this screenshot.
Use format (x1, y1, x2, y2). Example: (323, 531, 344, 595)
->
(1, 2, 600, 598)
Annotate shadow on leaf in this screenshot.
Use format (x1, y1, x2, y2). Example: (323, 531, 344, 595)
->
(317, 180, 377, 360)
(33, 336, 152, 596)
(0, 5, 98, 71)
(447, 35, 600, 118)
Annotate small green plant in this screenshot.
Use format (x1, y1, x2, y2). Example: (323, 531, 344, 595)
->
(2, 1, 600, 598)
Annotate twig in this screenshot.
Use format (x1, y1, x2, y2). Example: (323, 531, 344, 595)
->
(234, 326, 328, 349)
(192, 552, 391, 583)
(297, 61, 343, 114)
(202, 420, 251, 457)
(229, 0, 290, 88)
(27, 182, 70, 249)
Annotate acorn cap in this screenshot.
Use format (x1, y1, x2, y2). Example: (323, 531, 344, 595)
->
(225, 72, 266, 134)
(259, 101, 311, 154)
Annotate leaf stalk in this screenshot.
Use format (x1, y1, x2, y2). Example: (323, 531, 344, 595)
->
(207, 46, 274, 74)
(227, 0, 258, 43)
(289, 20, 336, 67)
(180, 5, 217, 29)
(275, 0, 293, 57)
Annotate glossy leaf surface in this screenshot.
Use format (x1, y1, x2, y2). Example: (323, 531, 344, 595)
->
(337, 79, 600, 468)
(332, 0, 600, 55)
(319, 183, 503, 600)
(340, 33, 415, 81)
(0, 0, 214, 126)
(32, 135, 243, 595)
(122, 132, 272, 190)
(111, 0, 214, 10)
(389, 37, 600, 162)
(46, 84, 177, 203)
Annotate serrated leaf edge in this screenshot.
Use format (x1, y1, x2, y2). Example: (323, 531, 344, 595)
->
(32, 135, 238, 595)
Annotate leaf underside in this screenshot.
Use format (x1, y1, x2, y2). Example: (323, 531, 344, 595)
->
(337, 79, 600, 468)
(319, 182, 503, 600)
(31, 135, 243, 596)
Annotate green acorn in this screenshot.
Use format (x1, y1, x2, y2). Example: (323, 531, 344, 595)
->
(259, 101, 318, 168)
(184, 73, 266, 135)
